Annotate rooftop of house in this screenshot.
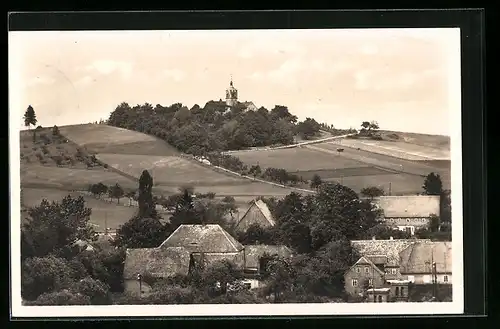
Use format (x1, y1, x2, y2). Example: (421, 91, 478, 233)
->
(351, 239, 432, 267)
(399, 241, 452, 274)
(349, 256, 385, 276)
(243, 244, 293, 269)
(123, 246, 191, 280)
(236, 199, 276, 228)
(159, 224, 244, 253)
(191, 252, 245, 270)
(372, 195, 440, 218)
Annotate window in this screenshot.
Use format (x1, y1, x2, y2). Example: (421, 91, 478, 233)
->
(378, 295, 383, 302)
(444, 275, 449, 283)
(365, 267, 370, 273)
(356, 267, 360, 273)
(368, 279, 373, 286)
(352, 279, 358, 287)
(244, 283, 251, 290)
(400, 287, 405, 296)
(395, 287, 400, 296)
(391, 268, 397, 275)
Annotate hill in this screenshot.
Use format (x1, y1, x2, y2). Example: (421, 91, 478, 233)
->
(232, 133, 451, 196)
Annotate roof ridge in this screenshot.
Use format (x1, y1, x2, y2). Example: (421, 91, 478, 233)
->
(254, 200, 275, 225)
(217, 225, 241, 252)
(158, 224, 185, 248)
(235, 202, 255, 229)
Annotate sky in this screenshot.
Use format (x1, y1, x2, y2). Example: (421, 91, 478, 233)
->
(9, 28, 461, 135)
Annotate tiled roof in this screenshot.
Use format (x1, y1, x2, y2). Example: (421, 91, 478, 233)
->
(350, 256, 385, 276)
(123, 246, 191, 279)
(351, 239, 431, 266)
(236, 200, 276, 230)
(159, 224, 244, 253)
(400, 241, 452, 274)
(366, 255, 388, 265)
(373, 196, 440, 218)
(243, 245, 293, 269)
(191, 251, 245, 270)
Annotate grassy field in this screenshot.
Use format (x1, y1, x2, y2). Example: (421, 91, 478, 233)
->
(231, 147, 371, 172)
(59, 124, 179, 156)
(21, 165, 138, 191)
(379, 130, 450, 150)
(20, 128, 98, 169)
(21, 187, 138, 232)
(330, 138, 450, 161)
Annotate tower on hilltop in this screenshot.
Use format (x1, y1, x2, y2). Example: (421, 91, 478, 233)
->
(225, 76, 238, 108)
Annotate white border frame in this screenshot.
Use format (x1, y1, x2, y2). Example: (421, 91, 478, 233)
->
(9, 27, 464, 317)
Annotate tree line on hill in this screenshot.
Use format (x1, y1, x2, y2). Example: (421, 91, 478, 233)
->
(22, 166, 450, 305)
(107, 102, 353, 155)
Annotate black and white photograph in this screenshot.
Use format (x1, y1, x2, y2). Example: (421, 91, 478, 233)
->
(9, 24, 464, 317)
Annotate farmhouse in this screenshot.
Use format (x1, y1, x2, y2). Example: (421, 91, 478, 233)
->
(345, 238, 431, 300)
(399, 241, 452, 284)
(234, 199, 276, 233)
(372, 196, 440, 235)
(123, 224, 293, 294)
(344, 256, 386, 297)
(123, 246, 191, 296)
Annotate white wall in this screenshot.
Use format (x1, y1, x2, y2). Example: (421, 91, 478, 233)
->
(405, 274, 452, 284)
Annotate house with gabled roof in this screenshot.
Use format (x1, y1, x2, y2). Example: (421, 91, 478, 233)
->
(345, 238, 432, 301)
(372, 196, 440, 236)
(123, 224, 295, 294)
(123, 246, 191, 296)
(344, 256, 386, 297)
(399, 241, 452, 284)
(235, 199, 276, 233)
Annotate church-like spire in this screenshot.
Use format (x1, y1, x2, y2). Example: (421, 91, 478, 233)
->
(230, 74, 233, 87)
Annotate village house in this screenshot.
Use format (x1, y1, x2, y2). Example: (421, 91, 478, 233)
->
(123, 246, 191, 296)
(345, 238, 431, 301)
(234, 199, 276, 233)
(344, 256, 386, 297)
(399, 241, 452, 284)
(372, 195, 440, 235)
(123, 224, 293, 295)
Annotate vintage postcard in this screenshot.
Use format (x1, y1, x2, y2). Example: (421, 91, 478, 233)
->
(9, 27, 463, 317)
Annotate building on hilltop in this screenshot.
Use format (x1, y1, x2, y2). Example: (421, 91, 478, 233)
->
(372, 195, 441, 236)
(224, 77, 258, 112)
(399, 241, 452, 284)
(234, 199, 276, 233)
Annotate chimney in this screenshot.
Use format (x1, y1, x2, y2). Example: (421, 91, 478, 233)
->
(389, 236, 393, 240)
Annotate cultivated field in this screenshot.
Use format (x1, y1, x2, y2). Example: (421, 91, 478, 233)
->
(21, 187, 138, 232)
(59, 124, 179, 156)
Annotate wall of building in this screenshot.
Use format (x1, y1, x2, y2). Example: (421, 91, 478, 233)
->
(408, 283, 453, 302)
(124, 279, 153, 297)
(367, 292, 389, 303)
(405, 273, 452, 284)
(344, 264, 385, 296)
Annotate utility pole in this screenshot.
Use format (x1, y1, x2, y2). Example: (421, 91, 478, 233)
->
(104, 212, 108, 235)
(389, 182, 392, 196)
(431, 248, 437, 300)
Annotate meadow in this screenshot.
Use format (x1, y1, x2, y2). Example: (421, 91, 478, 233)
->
(231, 147, 371, 172)
(329, 139, 450, 161)
(59, 124, 179, 156)
(21, 165, 138, 191)
(21, 187, 138, 232)
(378, 130, 451, 150)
